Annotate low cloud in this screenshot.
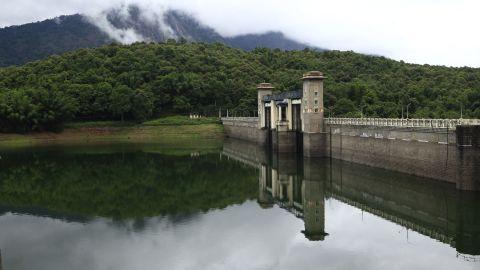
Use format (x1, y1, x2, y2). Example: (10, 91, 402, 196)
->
(83, 3, 177, 44)
(85, 14, 146, 44)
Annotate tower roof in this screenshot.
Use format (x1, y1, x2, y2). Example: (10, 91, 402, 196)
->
(302, 71, 325, 80)
(257, 83, 275, 90)
(262, 90, 302, 102)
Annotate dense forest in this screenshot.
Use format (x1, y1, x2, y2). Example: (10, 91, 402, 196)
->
(1, 41, 480, 132)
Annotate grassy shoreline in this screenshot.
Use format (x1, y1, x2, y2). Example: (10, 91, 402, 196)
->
(0, 116, 224, 148)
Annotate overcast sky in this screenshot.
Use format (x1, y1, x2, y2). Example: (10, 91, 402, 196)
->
(1, 0, 479, 67)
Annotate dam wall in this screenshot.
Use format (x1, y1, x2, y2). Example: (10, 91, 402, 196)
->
(326, 124, 480, 191)
(222, 118, 480, 191)
(221, 71, 480, 191)
(222, 117, 268, 145)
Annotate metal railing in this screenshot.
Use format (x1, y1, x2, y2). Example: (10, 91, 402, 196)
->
(221, 117, 480, 129)
(326, 118, 480, 129)
(221, 117, 258, 122)
(221, 117, 259, 128)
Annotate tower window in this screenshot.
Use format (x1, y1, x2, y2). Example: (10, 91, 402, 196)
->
(314, 99, 318, 105)
(314, 108, 319, 113)
(281, 107, 287, 120)
(314, 91, 318, 96)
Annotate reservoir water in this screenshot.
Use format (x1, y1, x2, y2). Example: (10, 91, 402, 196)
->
(0, 139, 479, 270)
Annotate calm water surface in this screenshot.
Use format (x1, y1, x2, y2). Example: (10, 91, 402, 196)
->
(0, 139, 479, 270)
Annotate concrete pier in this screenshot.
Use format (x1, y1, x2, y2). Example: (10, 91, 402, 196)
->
(272, 129, 298, 153)
(301, 71, 328, 157)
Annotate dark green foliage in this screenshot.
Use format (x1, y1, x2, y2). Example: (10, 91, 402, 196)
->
(1, 42, 479, 132)
(132, 87, 155, 121)
(0, 14, 111, 67)
(0, 87, 77, 132)
(110, 85, 134, 122)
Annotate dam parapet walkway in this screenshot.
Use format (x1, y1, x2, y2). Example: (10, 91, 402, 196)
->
(222, 116, 480, 130)
(326, 117, 480, 129)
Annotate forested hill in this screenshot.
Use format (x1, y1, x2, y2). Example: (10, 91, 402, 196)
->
(0, 41, 479, 132)
(0, 6, 311, 67)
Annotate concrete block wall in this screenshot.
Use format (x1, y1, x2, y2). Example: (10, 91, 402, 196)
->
(222, 117, 269, 145)
(329, 125, 457, 144)
(272, 131, 298, 153)
(303, 132, 327, 157)
(326, 124, 479, 191)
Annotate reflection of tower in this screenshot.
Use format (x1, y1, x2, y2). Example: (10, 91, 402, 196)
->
(302, 158, 328, 241)
(302, 178, 327, 241)
(257, 164, 274, 209)
(271, 168, 280, 198)
(273, 153, 298, 207)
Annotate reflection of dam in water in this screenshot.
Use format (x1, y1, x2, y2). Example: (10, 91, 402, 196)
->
(222, 138, 480, 259)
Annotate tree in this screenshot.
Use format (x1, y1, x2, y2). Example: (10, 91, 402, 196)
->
(110, 85, 133, 122)
(131, 87, 155, 121)
(0, 89, 38, 132)
(30, 87, 78, 131)
(334, 98, 357, 117)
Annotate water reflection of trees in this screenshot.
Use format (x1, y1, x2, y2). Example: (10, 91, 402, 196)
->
(0, 149, 257, 219)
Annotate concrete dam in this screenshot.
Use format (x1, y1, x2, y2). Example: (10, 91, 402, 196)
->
(221, 71, 480, 191)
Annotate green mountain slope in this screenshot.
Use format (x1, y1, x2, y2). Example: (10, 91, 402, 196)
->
(0, 6, 314, 67)
(0, 42, 479, 132)
(0, 14, 111, 67)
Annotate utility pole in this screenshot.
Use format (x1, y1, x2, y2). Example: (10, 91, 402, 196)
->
(406, 103, 411, 119)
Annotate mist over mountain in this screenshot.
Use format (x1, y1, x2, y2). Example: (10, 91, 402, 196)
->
(0, 4, 316, 67)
